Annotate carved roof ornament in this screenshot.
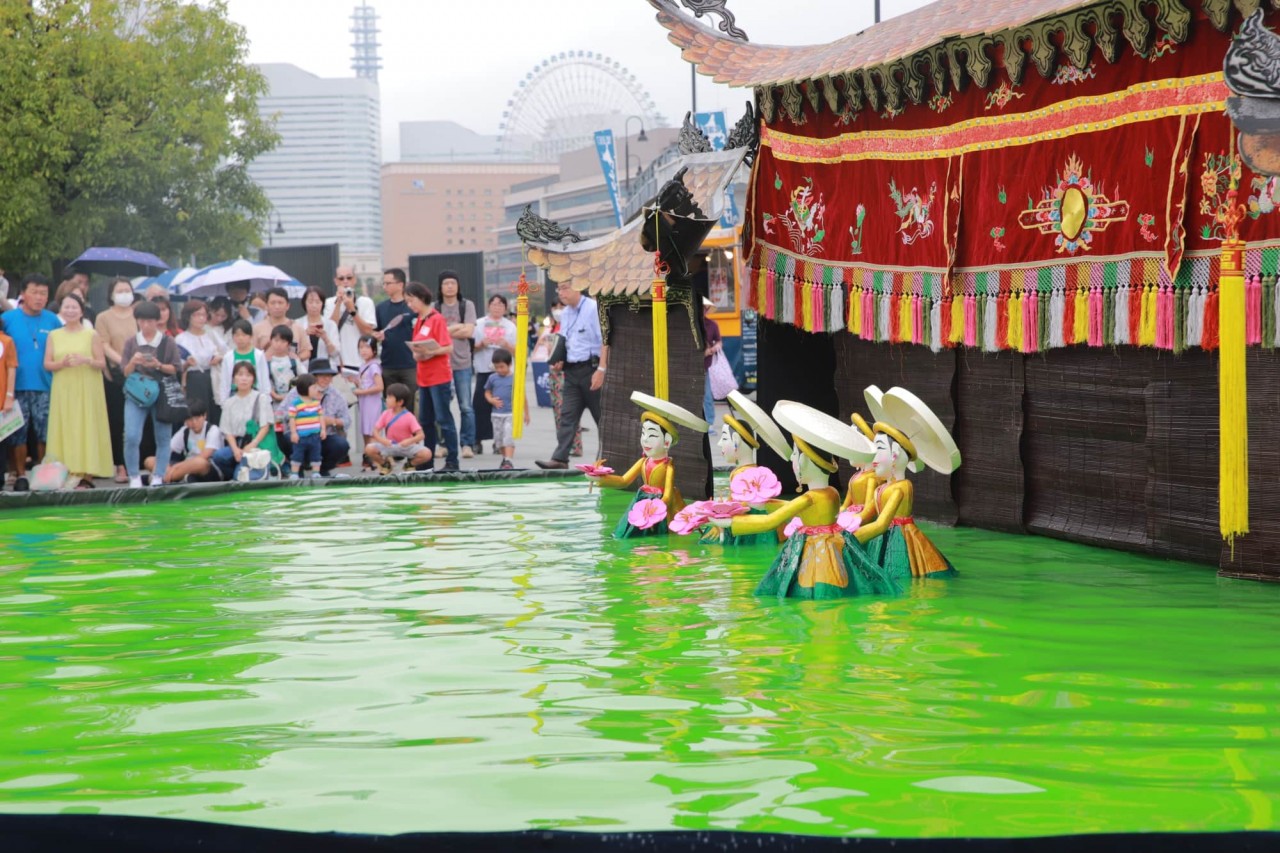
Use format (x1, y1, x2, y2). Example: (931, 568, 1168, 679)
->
(649, 0, 1268, 124)
(724, 101, 759, 165)
(676, 0, 748, 42)
(678, 111, 714, 154)
(522, 148, 747, 300)
(515, 205, 583, 247)
(1226, 10, 1280, 175)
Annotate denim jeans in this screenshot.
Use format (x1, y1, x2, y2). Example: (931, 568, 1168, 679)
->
(124, 399, 173, 479)
(291, 433, 322, 468)
(703, 375, 716, 425)
(452, 367, 476, 448)
(419, 381, 458, 467)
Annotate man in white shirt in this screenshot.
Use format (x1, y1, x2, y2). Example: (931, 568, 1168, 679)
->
(325, 266, 377, 369)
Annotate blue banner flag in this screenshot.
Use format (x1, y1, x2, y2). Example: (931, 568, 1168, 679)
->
(695, 112, 739, 227)
(594, 130, 623, 228)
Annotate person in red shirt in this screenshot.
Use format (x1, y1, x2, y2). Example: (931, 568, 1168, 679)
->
(405, 281, 458, 471)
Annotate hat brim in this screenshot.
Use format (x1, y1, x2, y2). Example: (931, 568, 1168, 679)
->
(631, 391, 709, 433)
(726, 390, 791, 459)
(882, 387, 961, 474)
(864, 385, 889, 424)
(772, 401, 875, 464)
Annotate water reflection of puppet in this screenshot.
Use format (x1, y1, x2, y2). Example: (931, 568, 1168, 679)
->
(845, 387, 961, 582)
(588, 391, 710, 539)
(709, 401, 899, 599)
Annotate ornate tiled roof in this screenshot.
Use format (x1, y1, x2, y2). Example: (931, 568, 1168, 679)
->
(649, 0, 1266, 123)
(523, 147, 747, 298)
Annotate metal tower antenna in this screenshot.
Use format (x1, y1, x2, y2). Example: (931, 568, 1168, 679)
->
(350, 3, 381, 81)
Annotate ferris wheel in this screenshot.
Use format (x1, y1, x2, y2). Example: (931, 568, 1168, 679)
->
(499, 50, 665, 161)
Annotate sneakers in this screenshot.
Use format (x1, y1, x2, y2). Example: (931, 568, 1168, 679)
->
(13, 476, 29, 492)
(443, 463, 460, 473)
(499, 459, 514, 470)
(461, 445, 474, 459)
(288, 472, 300, 480)
(535, 459, 568, 470)
(377, 460, 392, 476)
(149, 477, 163, 488)
(128, 476, 142, 489)
(310, 472, 323, 480)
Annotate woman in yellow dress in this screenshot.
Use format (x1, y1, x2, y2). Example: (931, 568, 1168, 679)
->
(43, 294, 112, 488)
(848, 387, 962, 581)
(709, 401, 898, 599)
(588, 391, 709, 538)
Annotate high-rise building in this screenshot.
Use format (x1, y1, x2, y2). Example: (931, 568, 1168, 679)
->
(248, 62, 382, 272)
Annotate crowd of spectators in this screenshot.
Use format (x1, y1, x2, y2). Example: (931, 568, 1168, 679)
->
(0, 264, 535, 491)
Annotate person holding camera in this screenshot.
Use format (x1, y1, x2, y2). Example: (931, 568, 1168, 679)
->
(325, 266, 377, 369)
(536, 281, 608, 470)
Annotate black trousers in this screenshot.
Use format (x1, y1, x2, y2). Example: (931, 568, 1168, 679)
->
(473, 371, 494, 443)
(552, 362, 601, 463)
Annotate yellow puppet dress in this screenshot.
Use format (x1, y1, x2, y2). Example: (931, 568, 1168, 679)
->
(851, 478, 956, 581)
(737, 483, 900, 599)
(598, 455, 684, 539)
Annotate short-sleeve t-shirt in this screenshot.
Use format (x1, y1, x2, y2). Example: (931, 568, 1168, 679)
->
(411, 309, 452, 388)
(484, 371, 514, 413)
(170, 423, 225, 457)
(376, 298, 416, 370)
(438, 299, 476, 371)
(2, 308, 62, 392)
(374, 408, 422, 444)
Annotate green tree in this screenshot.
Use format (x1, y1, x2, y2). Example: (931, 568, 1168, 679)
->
(0, 0, 278, 274)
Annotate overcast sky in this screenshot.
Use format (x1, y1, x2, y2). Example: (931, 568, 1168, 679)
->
(222, 0, 935, 161)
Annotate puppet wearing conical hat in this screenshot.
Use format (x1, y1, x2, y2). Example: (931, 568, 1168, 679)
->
(844, 387, 961, 581)
(589, 391, 709, 539)
(841, 390, 884, 515)
(697, 390, 793, 546)
(708, 402, 899, 599)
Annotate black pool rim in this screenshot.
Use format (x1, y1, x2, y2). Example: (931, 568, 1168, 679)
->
(3, 815, 1278, 852)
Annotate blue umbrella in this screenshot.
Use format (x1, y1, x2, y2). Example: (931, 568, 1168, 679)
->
(135, 266, 198, 294)
(69, 247, 170, 277)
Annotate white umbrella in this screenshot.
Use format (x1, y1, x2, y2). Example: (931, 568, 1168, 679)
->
(178, 259, 303, 298)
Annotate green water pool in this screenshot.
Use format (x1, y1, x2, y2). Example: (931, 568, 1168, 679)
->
(2, 481, 1279, 838)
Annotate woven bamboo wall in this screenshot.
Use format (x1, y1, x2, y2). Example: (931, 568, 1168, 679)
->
(954, 350, 1024, 533)
(599, 304, 712, 502)
(756, 319, 839, 494)
(1220, 351, 1280, 580)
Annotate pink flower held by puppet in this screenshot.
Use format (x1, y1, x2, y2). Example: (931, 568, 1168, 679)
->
(628, 498, 669, 530)
(669, 504, 708, 536)
(836, 509, 862, 533)
(729, 466, 782, 504)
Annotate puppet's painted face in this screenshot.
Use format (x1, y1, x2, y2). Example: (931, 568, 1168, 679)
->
(641, 421, 671, 459)
(717, 423, 741, 465)
(872, 434, 898, 479)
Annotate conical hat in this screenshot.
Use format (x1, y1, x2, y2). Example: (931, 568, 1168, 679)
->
(726, 390, 790, 459)
(631, 391, 709, 433)
(881, 387, 961, 474)
(771, 400, 874, 464)
(864, 385, 889, 423)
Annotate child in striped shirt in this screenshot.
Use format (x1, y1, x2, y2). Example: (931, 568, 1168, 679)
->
(288, 374, 327, 479)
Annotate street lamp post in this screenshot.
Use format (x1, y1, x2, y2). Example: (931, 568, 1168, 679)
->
(624, 115, 648, 195)
(267, 212, 285, 246)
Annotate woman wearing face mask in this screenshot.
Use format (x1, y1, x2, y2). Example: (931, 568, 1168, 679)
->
(45, 294, 111, 488)
(94, 278, 139, 483)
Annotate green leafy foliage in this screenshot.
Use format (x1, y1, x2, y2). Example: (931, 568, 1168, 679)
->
(0, 0, 278, 273)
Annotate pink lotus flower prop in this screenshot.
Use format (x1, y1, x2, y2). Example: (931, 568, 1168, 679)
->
(575, 463, 614, 476)
(837, 509, 862, 533)
(706, 501, 749, 519)
(782, 517, 804, 540)
(729, 466, 782, 504)
(628, 498, 668, 530)
(669, 504, 708, 536)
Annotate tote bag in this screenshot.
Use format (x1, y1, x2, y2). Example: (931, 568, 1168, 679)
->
(708, 350, 738, 400)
